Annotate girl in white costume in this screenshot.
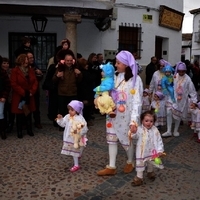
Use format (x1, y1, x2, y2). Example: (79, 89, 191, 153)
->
(142, 88, 151, 113)
(130, 110, 165, 186)
(56, 100, 88, 172)
(189, 102, 200, 142)
(162, 62, 197, 137)
(150, 91, 166, 128)
(149, 59, 170, 99)
(97, 50, 143, 176)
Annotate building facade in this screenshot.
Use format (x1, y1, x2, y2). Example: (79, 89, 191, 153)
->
(190, 8, 200, 63)
(0, 0, 184, 72)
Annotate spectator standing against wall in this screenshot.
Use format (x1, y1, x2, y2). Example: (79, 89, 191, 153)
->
(145, 56, 157, 88)
(52, 54, 82, 131)
(14, 37, 34, 58)
(27, 52, 43, 129)
(0, 55, 11, 139)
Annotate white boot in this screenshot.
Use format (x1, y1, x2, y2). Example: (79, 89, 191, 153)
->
(173, 119, 181, 137)
(162, 109, 172, 137)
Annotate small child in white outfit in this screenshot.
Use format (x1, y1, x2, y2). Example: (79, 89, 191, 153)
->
(142, 88, 151, 113)
(150, 91, 166, 129)
(129, 110, 165, 186)
(56, 100, 88, 172)
(189, 102, 200, 143)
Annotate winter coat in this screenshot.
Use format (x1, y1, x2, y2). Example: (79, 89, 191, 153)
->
(10, 67, 38, 114)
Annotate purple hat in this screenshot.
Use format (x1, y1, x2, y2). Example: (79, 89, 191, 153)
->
(176, 61, 186, 71)
(174, 61, 186, 77)
(116, 50, 137, 88)
(159, 59, 171, 67)
(155, 91, 165, 100)
(68, 100, 84, 114)
(143, 88, 149, 93)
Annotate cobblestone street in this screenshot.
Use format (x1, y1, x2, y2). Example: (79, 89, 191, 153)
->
(0, 91, 200, 200)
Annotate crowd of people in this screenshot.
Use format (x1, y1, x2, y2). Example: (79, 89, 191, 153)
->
(0, 36, 200, 186)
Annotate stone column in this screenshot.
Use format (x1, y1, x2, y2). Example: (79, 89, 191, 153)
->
(63, 14, 81, 59)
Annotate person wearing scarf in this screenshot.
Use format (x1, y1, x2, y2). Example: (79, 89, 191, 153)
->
(97, 50, 143, 176)
(162, 62, 197, 137)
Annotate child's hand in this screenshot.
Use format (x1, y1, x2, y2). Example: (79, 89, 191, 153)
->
(129, 124, 137, 133)
(190, 103, 196, 109)
(158, 152, 166, 158)
(74, 68, 81, 75)
(57, 114, 63, 119)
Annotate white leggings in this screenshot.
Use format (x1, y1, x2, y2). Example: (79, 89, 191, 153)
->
(108, 143, 134, 168)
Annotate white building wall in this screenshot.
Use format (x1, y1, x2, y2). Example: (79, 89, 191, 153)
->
(77, 0, 183, 65)
(0, 0, 183, 67)
(191, 13, 200, 63)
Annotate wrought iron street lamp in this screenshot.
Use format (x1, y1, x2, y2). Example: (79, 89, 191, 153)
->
(31, 15, 48, 32)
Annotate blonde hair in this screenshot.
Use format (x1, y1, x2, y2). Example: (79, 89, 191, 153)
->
(15, 54, 28, 66)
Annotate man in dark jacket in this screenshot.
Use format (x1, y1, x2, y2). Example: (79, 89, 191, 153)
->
(145, 56, 157, 88)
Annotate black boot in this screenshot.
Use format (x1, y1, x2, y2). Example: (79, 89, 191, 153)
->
(0, 119, 6, 140)
(5, 113, 15, 133)
(5, 123, 14, 133)
(26, 114, 34, 136)
(16, 114, 23, 139)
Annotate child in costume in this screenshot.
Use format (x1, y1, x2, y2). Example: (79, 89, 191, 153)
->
(129, 110, 165, 186)
(189, 102, 200, 143)
(150, 91, 166, 129)
(162, 62, 197, 137)
(93, 62, 116, 118)
(161, 65, 175, 103)
(56, 100, 88, 172)
(142, 88, 151, 113)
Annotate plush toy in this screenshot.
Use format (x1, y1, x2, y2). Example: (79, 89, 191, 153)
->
(94, 91, 116, 117)
(70, 120, 86, 149)
(93, 62, 116, 118)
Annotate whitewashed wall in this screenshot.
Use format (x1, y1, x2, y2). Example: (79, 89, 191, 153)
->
(191, 13, 200, 63)
(0, 0, 183, 67)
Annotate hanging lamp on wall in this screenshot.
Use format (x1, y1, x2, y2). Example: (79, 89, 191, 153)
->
(31, 15, 48, 32)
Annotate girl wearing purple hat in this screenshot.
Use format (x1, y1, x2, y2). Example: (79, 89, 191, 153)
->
(162, 62, 197, 137)
(142, 88, 151, 114)
(150, 91, 166, 129)
(97, 50, 143, 176)
(149, 59, 170, 99)
(56, 100, 88, 172)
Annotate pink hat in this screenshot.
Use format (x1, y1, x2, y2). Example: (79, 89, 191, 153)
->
(116, 50, 137, 88)
(155, 91, 165, 100)
(68, 100, 84, 114)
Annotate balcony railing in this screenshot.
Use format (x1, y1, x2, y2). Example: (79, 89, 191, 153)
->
(194, 32, 200, 43)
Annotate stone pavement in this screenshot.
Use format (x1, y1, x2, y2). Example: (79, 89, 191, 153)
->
(0, 92, 200, 200)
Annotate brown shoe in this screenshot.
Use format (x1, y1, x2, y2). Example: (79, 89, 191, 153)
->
(97, 165, 117, 176)
(124, 163, 134, 173)
(131, 176, 143, 186)
(147, 172, 156, 181)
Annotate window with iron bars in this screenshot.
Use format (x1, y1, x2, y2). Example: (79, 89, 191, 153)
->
(118, 25, 142, 58)
(9, 32, 56, 71)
